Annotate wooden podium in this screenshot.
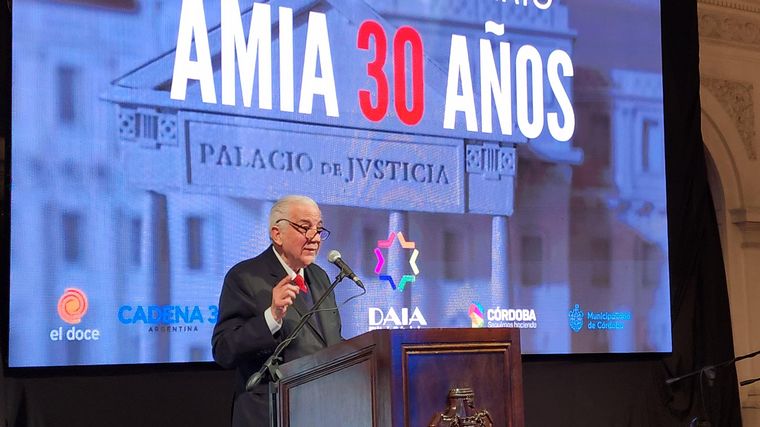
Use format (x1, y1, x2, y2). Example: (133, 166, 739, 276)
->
(276, 328, 523, 427)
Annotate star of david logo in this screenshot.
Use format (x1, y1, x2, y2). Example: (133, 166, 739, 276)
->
(373, 232, 419, 291)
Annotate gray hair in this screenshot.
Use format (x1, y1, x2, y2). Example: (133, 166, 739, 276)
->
(269, 195, 319, 229)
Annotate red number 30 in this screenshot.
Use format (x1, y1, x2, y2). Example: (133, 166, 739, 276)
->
(357, 20, 424, 126)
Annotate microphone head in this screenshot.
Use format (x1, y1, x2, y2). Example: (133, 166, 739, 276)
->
(327, 250, 342, 263)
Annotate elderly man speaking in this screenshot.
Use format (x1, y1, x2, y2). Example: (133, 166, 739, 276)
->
(212, 195, 343, 427)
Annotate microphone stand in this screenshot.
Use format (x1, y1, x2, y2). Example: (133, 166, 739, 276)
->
(245, 270, 347, 390)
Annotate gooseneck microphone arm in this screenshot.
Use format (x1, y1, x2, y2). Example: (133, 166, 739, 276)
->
(665, 348, 760, 386)
(245, 270, 347, 391)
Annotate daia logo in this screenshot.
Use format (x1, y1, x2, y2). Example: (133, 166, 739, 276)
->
(368, 307, 427, 329)
(50, 288, 101, 341)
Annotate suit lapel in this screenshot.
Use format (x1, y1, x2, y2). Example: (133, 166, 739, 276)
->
(297, 267, 327, 346)
(263, 246, 328, 346)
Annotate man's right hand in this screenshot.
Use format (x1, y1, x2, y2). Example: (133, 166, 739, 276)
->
(271, 275, 300, 322)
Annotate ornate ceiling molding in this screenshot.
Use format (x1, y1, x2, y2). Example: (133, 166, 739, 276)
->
(698, 8, 760, 49)
(702, 76, 758, 160)
(698, 0, 760, 14)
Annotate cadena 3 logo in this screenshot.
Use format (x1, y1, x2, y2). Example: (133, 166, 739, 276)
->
(373, 232, 419, 291)
(58, 288, 88, 324)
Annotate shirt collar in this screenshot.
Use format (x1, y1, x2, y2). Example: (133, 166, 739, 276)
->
(271, 246, 304, 279)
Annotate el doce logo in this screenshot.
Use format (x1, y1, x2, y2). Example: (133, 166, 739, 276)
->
(50, 287, 100, 342)
(57, 287, 88, 324)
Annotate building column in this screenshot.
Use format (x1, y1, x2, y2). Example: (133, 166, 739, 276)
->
(731, 210, 760, 418)
(146, 190, 170, 362)
(491, 215, 509, 306)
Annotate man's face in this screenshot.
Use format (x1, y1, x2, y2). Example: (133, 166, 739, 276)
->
(271, 202, 323, 270)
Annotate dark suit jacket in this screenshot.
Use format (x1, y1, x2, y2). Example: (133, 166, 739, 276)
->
(212, 246, 343, 427)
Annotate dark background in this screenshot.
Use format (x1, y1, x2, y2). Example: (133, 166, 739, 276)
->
(0, 0, 742, 426)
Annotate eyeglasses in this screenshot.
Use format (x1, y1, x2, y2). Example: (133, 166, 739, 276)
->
(276, 219, 331, 241)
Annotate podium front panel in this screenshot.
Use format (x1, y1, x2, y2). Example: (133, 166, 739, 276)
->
(285, 359, 374, 427)
(278, 339, 384, 427)
(402, 342, 514, 426)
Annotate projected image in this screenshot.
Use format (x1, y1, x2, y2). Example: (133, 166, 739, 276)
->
(9, 0, 669, 367)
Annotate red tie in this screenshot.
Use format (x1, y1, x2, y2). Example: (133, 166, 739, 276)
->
(294, 274, 308, 294)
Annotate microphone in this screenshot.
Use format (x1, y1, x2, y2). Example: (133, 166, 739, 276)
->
(328, 250, 365, 290)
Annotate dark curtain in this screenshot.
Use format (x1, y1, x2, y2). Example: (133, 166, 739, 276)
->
(0, 0, 743, 426)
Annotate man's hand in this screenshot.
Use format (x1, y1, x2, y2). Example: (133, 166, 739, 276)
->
(271, 275, 300, 322)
